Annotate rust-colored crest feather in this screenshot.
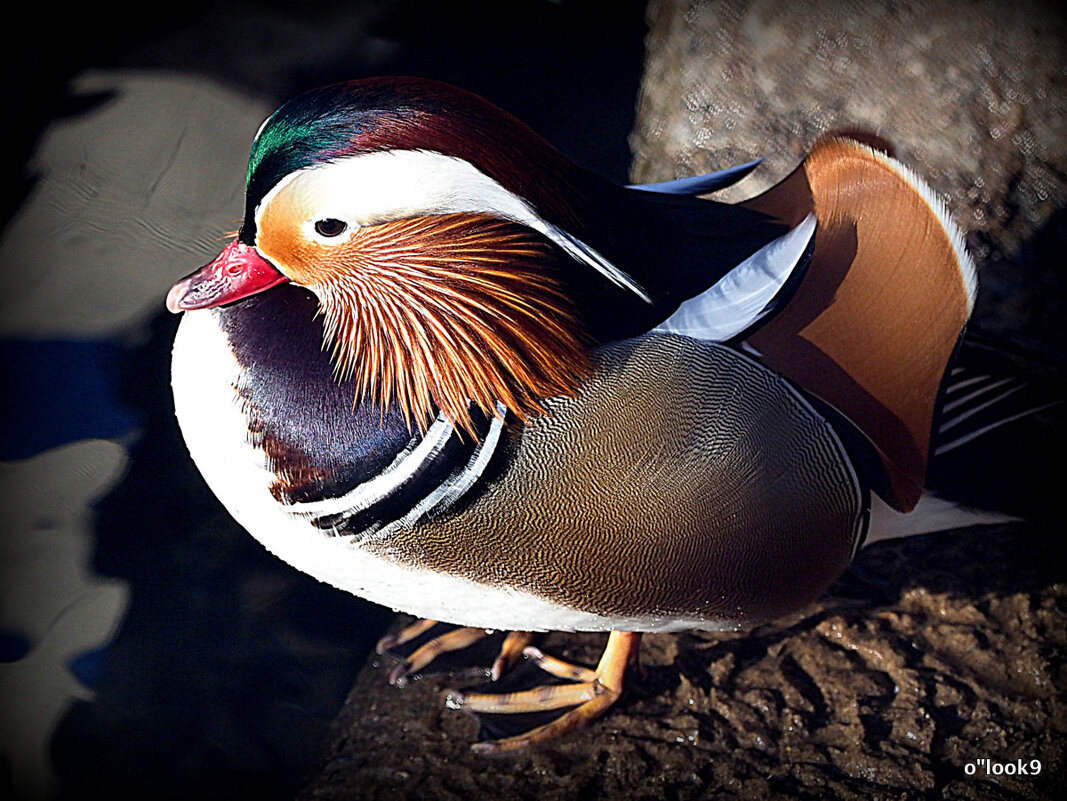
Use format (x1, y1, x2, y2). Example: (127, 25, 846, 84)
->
(311, 213, 591, 437)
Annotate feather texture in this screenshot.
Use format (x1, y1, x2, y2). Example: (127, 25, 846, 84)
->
(303, 213, 591, 437)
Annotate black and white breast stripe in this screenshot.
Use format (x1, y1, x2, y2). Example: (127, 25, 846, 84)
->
(285, 403, 508, 542)
(216, 286, 510, 542)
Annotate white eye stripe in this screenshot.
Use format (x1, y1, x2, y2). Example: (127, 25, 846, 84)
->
(256, 149, 538, 229)
(254, 149, 650, 302)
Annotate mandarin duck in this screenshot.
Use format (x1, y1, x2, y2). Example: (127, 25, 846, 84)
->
(166, 76, 1036, 754)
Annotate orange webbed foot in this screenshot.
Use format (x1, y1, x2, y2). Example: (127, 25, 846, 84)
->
(448, 630, 642, 754)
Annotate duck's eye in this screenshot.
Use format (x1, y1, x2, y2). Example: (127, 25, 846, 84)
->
(314, 218, 348, 237)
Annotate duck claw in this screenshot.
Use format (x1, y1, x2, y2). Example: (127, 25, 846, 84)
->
(377, 618, 533, 684)
(490, 631, 535, 680)
(457, 631, 643, 753)
(379, 621, 642, 751)
(468, 688, 622, 755)
(393, 625, 496, 684)
(375, 617, 439, 656)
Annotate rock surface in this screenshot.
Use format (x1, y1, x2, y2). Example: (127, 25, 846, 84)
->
(299, 2, 1066, 799)
(301, 526, 1065, 800)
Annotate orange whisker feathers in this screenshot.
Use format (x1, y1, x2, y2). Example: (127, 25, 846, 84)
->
(313, 214, 591, 438)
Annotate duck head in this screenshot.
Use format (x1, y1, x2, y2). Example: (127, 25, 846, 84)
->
(165, 77, 657, 437)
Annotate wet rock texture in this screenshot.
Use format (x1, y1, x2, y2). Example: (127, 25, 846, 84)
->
(300, 2, 1065, 799)
(300, 527, 1065, 800)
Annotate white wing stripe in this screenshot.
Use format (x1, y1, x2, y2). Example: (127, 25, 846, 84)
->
(935, 400, 1063, 456)
(938, 383, 1029, 433)
(651, 213, 816, 342)
(944, 373, 992, 394)
(941, 377, 1023, 414)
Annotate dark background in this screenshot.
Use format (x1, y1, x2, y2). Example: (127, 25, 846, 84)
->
(2, 0, 648, 232)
